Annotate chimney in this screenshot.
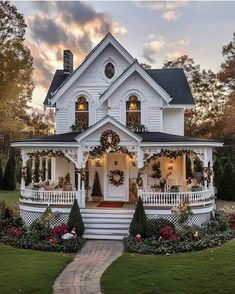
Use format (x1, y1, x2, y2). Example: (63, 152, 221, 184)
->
(63, 50, 73, 73)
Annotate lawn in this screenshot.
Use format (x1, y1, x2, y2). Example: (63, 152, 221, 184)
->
(101, 239, 235, 294)
(0, 190, 19, 207)
(0, 244, 74, 294)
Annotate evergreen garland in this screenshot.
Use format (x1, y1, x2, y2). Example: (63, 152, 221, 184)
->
(145, 149, 196, 163)
(151, 161, 161, 179)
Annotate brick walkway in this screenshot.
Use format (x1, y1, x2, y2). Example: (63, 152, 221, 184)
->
(53, 240, 123, 294)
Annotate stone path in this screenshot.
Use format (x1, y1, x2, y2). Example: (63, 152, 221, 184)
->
(53, 240, 123, 294)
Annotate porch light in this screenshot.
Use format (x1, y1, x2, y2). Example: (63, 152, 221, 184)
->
(169, 160, 173, 170)
(95, 159, 102, 167)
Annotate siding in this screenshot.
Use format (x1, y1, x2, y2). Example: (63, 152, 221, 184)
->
(163, 108, 184, 135)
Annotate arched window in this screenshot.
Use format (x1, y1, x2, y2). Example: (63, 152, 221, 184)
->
(126, 95, 141, 130)
(75, 96, 89, 131)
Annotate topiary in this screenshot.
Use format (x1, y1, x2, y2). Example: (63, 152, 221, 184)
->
(2, 152, 16, 190)
(67, 199, 84, 237)
(91, 171, 103, 197)
(129, 197, 147, 237)
(145, 218, 175, 238)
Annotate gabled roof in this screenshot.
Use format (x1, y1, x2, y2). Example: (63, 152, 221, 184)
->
(99, 61, 172, 104)
(47, 33, 134, 106)
(146, 68, 194, 105)
(75, 115, 142, 143)
(44, 70, 71, 106)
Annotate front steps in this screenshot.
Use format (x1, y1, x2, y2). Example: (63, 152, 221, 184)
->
(81, 208, 134, 240)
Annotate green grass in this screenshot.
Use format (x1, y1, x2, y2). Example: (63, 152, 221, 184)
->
(0, 190, 19, 207)
(0, 244, 74, 294)
(101, 240, 235, 294)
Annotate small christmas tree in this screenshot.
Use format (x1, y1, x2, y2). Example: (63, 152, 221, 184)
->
(3, 152, 16, 191)
(67, 199, 84, 236)
(151, 161, 161, 178)
(129, 197, 147, 237)
(91, 171, 103, 197)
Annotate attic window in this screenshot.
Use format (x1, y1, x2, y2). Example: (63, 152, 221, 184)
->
(105, 62, 115, 79)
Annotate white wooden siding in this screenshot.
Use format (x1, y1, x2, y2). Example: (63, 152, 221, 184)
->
(56, 109, 69, 134)
(163, 108, 184, 135)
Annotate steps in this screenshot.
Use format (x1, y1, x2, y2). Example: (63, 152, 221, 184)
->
(81, 208, 134, 240)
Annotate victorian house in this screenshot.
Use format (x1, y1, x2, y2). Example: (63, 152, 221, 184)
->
(12, 33, 222, 239)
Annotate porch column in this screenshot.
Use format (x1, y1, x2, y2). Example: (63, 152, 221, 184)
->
(39, 157, 43, 182)
(51, 157, 56, 181)
(45, 157, 49, 181)
(31, 157, 35, 184)
(20, 150, 28, 190)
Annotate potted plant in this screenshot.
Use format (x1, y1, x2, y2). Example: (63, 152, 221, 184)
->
(191, 185, 202, 192)
(159, 178, 166, 192)
(63, 173, 72, 191)
(151, 161, 162, 186)
(170, 185, 180, 193)
(91, 171, 103, 201)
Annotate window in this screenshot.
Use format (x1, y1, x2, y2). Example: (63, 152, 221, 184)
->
(75, 96, 89, 131)
(105, 62, 115, 79)
(126, 96, 141, 130)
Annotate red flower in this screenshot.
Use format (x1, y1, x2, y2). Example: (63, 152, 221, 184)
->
(51, 223, 69, 236)
(135, 233, 143, 243)
(159, 225, 179, 241)
(7, 227, 22, 238)
(49, 237, 58, 245)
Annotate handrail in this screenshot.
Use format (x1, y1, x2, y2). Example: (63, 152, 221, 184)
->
(138, 188, 214, 207)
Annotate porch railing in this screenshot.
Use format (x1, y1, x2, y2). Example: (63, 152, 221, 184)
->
(138, 188, 214, 207)
(20, 189, 86, 208)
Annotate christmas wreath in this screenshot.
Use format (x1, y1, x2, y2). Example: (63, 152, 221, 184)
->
(109, 169, 124, 186)
(100, 130, 120, 149)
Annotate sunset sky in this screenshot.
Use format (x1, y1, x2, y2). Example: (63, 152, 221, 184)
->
(13, 1, 235, 110)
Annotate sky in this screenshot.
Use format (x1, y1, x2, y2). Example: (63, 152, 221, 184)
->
(13, 1, 235, 110)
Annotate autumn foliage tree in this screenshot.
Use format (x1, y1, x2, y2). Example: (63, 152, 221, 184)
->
(0, 1, 34, 139)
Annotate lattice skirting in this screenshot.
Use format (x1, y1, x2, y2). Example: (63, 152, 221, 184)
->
(21, 210, 69, 227)
(146, 212, 212, 229)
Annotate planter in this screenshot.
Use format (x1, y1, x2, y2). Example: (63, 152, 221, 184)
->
(170, 188, 179, 193)
(191, 187, 202, 192)
(63, 183, 73, 191)
(92, 196, 103, 202)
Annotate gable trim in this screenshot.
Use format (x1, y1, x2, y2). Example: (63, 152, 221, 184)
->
(99, 61, 172, 105)
(75, 115, 143, 143)
(49, 33, 134, 106)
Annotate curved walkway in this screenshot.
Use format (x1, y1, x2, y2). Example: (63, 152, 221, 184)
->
(53, 240, 123, 294)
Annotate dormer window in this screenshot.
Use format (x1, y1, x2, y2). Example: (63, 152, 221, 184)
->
(75, 96, 89, 131)
(105, 62, 115, 79)
(126, 96, 141, 130)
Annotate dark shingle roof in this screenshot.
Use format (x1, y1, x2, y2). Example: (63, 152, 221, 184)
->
(14, 131, 218, 144)
(44, 70, 71, 105)
(146, 68, 194, 105)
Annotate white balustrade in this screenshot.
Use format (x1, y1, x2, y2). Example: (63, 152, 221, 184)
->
(138, 188, 214, 207)
(20, 189, 86, 207)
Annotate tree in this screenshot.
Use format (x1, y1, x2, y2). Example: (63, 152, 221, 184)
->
(220, 157, 235, 200)
(0, 1, 34, 139)
(140, 63, 152, 69)
(163, 55, 227, 138)
(67, 199, 84, 236)
(219, 32, 235, 92)
(91, 171, 103, 197)
(0, 157, 3, 189)
(2, 152, 16, 190)
(129, 197, 147, 237)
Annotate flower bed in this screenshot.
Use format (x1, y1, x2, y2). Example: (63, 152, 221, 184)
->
(124, 211, 235, 255)
(0, 200, 86, 253)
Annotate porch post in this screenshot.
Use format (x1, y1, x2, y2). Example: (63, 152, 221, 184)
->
(20, 149, 27, 190)
(39, 157, 43, 182)
(45, 157, 49, 181)
(31, 157, 35, 184)
(203, 147, 208, 189)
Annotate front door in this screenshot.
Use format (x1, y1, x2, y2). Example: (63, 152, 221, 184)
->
(105, 153, 128, 202)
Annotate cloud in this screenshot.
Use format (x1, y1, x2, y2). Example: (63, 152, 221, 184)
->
(23, 1, 127, 107)
(142, 35, 165, 63)
(162, 10, 180, 21)
(137, 1, 188, 22)
(166, 50, 188, 60)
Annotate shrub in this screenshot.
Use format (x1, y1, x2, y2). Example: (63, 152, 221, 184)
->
(129, 197, 147, 237)
(159, 225, 179, 241)
(51, 223, 69, 237)
(91, 171, 103, 197)
(145, 218, 175, 238)
(206, 211, 230, 233)
(2, 152, 16, 190)
(67, 199, 84, 236)
(29, 219, 51, 240)
(0, 157, 3, 189)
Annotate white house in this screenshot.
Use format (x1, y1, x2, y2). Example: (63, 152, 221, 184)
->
(12, 33, 222, 239)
